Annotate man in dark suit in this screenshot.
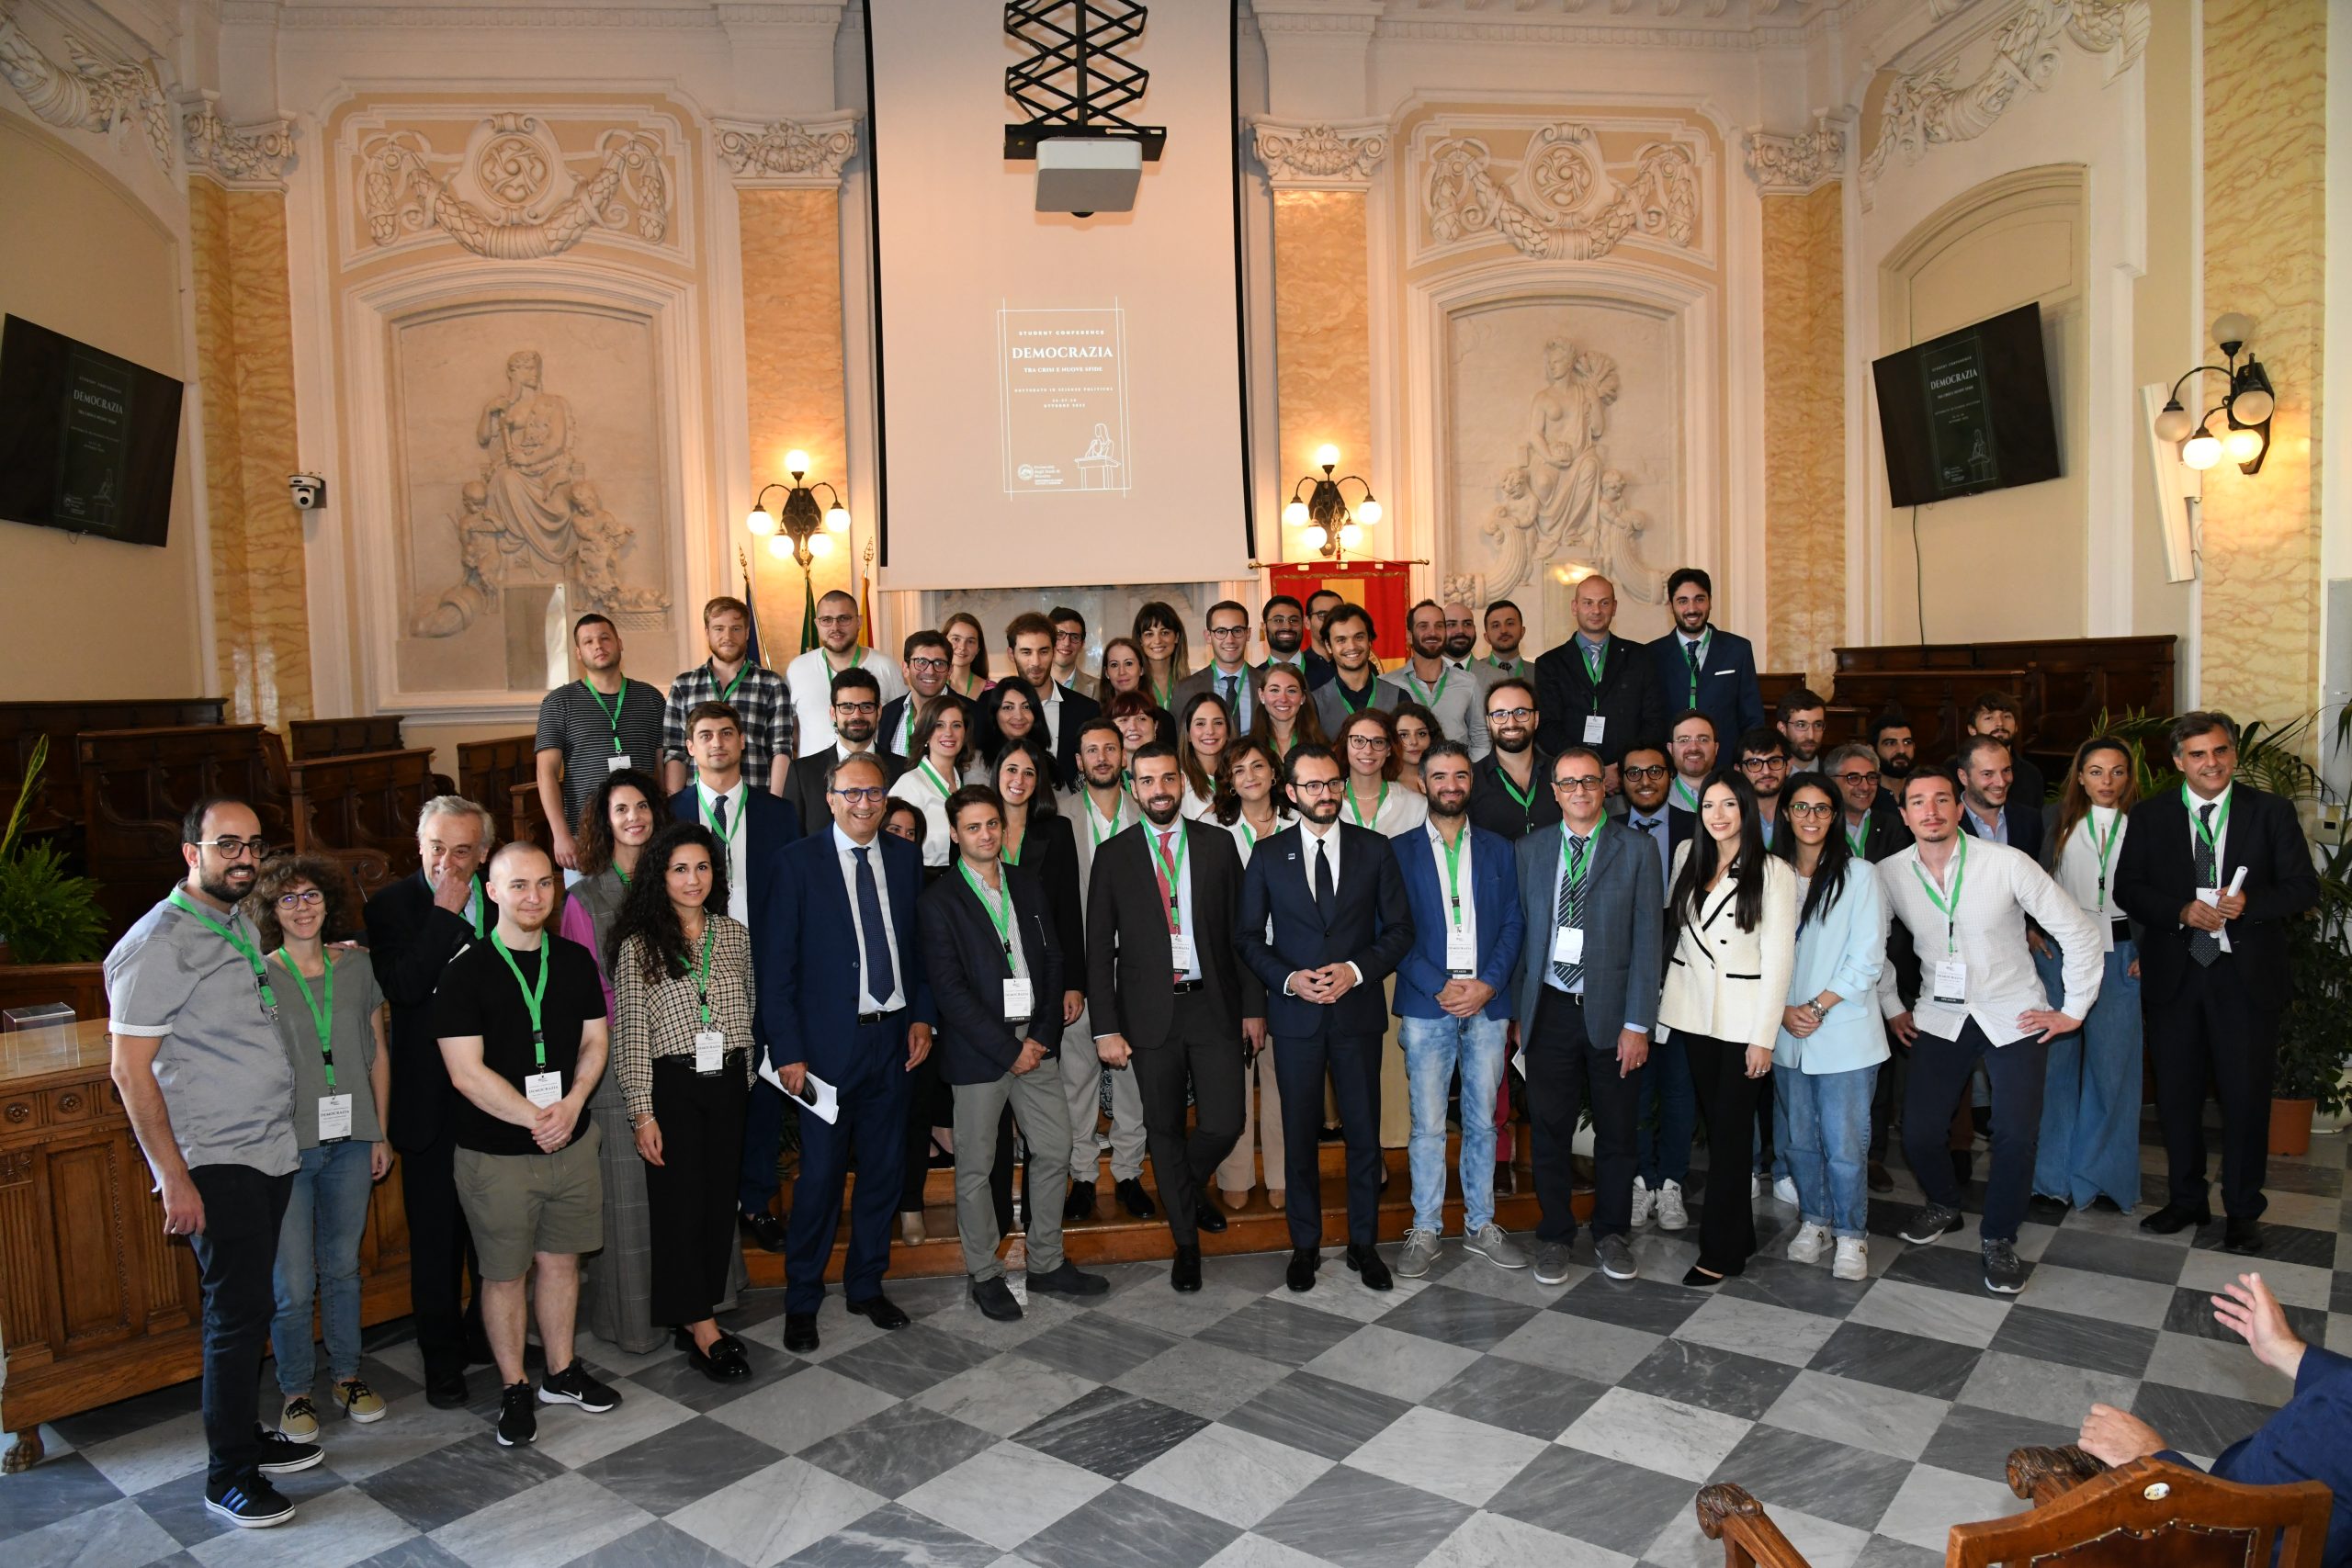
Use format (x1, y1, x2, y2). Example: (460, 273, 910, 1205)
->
(998, 612, 1102, 780)
(1966, 692, 2046, 811)
(1086, 743, 1264, 1292)
(757, 751, 935, 1352)
(1260, 592, 1336, 691)
(880, 631, 965, 763)
(920, 784, 1107, 1318)
(1647, 569, 1762, 748)
(669, 700, 802, 1248)
(1238, 744, 1414, 1294)
(1954, 734, 2044, 863)
(364, 795, 497, 1406)
(1175, 601, 1269, 736)
(1534, 573, 1663, 773)
(2115, 712, 2320, 1253)
(787, 667, 907, 835)
(1511, 744, 1665, 1287)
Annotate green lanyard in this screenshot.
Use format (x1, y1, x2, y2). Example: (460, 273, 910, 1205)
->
(1152, 672, 1176, 710)
(1405, 664, 1449, 708)
(1436, 825, 1467, 930)
(2185, 785, 2231, 886)
(713, 660, 749, 705)
(582, 677, 627, 752)
(1346, 780, 1388, 828)
(1846, 820, 1869, 860)
(1086, 795, 1124, 848)
(898, 703, 916, 756)
(1237, 820, 1257, 852)
(959, 862, 1016, 971)
(1670, 778, 1699, 811)
(1337, 676, 1377, 715)
(702, 783, 744, 846)
(168, 888, 277, 1014)
(2085, 807, 2121, 908)
(1557, 824, 1594, 890)
(1150, 826, 1188, 933)
(273, 950, 335, 1086)
(1909, 833, 1967, 954)
(490, 931, 551, 1065)
(919, 758, 955, 799)
(467, 874, 486, 938)
(1682, 632, 1710, 707)
(1496, 760, 1538, 816)
(690, 924, 716, 1030)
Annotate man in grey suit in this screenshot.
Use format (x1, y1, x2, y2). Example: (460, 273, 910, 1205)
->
(1312, 604, 1395, 740)
(1171, 600, 1268, 734)
(1513, 743, 1664, 1286)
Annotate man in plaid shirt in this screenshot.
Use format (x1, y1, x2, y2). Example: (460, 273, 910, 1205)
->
(663, 596, 793, 795)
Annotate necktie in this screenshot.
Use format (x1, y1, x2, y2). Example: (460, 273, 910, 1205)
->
(712, 795, 729, 836)
(1684, 639, 1702, 698)
(1218, 673, 1236, 706)
(853, 845, 896, 1003)
(2190, 804, 2221, 966)
(1553, 834, 1589, 989)
(1313, 836, 1335, 917)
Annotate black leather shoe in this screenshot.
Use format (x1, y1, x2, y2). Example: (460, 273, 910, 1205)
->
(1116, 1178, 1157, 1219)
(782, 1313, 820, 1353)
(1064, 1183, 1097, 1222)
(1170, 1246, 1203, 1292)
(969, 1277, 1023, 1321)
(1194, 1205, 1227, 1235)
(2028, 1192, 2072, 1221)
(1345, 1244, 1393, 1292)
(2223, 1216, 2264, 1254)
(1867, 1160, 1894, 1194)
(1027, 1260, 1110, 1296)
(739, 1208, 788, 1253)
(1286, 1247, 1319, 1292)
(2141, 1200, 2212, 1235)
(846, 1292, 911, 1330)
(687, 1337, 752, 1382)
(424, 1369, 469, 1409)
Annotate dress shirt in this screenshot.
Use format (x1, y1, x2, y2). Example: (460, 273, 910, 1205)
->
(1963, 802, 2010, 845)
(1205, 663, 1255, 730)
(1379, 660, 1491, 760)
(1669, 774, 1707, 814)
(1623, 806, 1673, 891)
(833, 822, 909, 1012)
(1423, 820, 1478, 969)
(888, 757, 959, 866)
(2052, 805, 2128, 952)
(1038, 683, 1064, 750)
(1874, 837, 2101, 1045)
(2184, 783, 2235, 953)
(1285, 820, 1363, 992)
(695, 777, 751, 924)
(1142, 822, 1202, 983)
(966, 864, 1032, 986)
(786, 648, 906, 756)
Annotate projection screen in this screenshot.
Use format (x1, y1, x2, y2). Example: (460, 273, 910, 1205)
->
(864, 0, 1254, 589)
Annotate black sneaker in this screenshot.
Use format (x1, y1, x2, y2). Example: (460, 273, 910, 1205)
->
(254, 1427, 323, 1474)
(1982, 1239, 2028, 1294)
(496, 1380, 537, 1447)
(1898, 1202, 1963, 1246)
(205, 1476, 296, 1528)
(539, 1360, 620, 1413)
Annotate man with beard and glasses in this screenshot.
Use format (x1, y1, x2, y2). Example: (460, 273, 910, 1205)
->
(1058, 718, 1153, 1222)
(786, 668, 907, 836)
(1665, 710, 1719, 833)
(1646, 568, 1761, 748)
(786, 590, 907, 758)
(1736, 727, 1793, 850)
(662, 596, 791, 797)
(108, 798, 321, 1527)
(1776, 687, 1830, 776)
(1257, 593, 1335, 691)
(881, 632, 963, 764)
(1379, 600, 1490, 759)
(1874, 715, 1918, 809)
(1481, 600, 1532, 684)
(1085, 747, 1261, 1292)
(1469, 678, 1560, 841)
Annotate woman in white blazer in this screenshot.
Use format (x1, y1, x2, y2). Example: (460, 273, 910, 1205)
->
(1658, 771, 1799, 1286)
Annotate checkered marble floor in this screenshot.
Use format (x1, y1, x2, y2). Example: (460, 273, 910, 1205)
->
(7, 1127, 2349, 1568)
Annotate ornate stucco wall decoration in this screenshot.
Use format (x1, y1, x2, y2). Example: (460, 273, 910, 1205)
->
(1858, 0, 2148, 207)
(1252, 118, 1392, 189)
(1479, 338, 1664, 604)
(712, 113, 858, 184)
(184, 105, 298, 187)
(1426, 123, 1699, 262)
(0, 3, 173, 172)
(1742, 120, 1845, 195)
(361, 113, 670, 259)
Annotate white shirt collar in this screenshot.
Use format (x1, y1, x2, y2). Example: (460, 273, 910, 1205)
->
(2187, 781, 2232, 808)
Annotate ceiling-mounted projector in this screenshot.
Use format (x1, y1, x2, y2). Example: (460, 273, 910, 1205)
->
(1035, 137, 1143, 215)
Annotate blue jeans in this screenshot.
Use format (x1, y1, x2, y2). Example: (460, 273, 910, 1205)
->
(1399, 1014, 1508, 1234)
(270, 1140, 375, 1393)
(1775, 1061, 1879, 1238)
(1634, 1032, 1694, 1188)
(2032, 940, 2143, 1210)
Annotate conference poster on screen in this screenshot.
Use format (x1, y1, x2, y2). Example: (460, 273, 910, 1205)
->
(997, 304, 1133, 499)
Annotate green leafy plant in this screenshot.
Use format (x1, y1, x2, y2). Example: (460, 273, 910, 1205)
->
(0, 737, 108, 964)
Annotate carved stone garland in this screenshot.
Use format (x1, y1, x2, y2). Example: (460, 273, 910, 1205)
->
(713, 115, 858, 182)
(0, 2, 173, 173)
(360, 114, 671, 260)
(183, 106, 297, 186)
(1252, 118, 1391, 188)
(1426, 122, 1700, 262)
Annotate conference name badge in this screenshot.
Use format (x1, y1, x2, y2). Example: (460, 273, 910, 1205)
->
(695, 1030, 725, 1075)
(1002, 977, 1035, 1021)
(1931, 960, 1968, 1006)
(317, 1094, 354, 1143)
(1552, 928, 1585, 965)
(1446, 930, 1476, 973)
(525, 1070, 563, 1109)
(1169, 932, 1197, 969)
(1582, 716, 1606, 746)
(608, 753, 633, 773)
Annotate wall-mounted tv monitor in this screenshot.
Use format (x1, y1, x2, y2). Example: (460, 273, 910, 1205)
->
(1871, 301, 2061, 509)
(0, 314, 184, 547)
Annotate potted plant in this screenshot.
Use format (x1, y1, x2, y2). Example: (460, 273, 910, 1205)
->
(0, 736, 107, 965)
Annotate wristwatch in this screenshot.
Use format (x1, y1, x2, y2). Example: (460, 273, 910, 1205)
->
(1804, 999, 1829, 1022)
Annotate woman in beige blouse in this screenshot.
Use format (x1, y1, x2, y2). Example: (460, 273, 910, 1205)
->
(608, 819, 758, 1382)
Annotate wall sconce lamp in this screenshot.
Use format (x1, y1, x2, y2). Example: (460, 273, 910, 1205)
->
(2153, 313, 2276, 475)
(1282, 443, 1382, 558)
(746, 449, 850, 570)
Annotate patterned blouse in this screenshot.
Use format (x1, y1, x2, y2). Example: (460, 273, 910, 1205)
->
(610, 915, 757, 1121)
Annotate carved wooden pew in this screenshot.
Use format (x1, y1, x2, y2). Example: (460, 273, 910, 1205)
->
(1831, 635, 2177, 773)
(0, 699, 226, 838)
(287, 715, 407, 761)
(77, 726, 293, 938)
(456, 734, 541, 845)
(288, 747, 439, 911)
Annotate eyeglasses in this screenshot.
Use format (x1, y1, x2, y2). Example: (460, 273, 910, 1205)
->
(196, 837, 266, 859)
(830, 786, 888, 803)
(1788, 801, 1838, 819)
(1835, 770, 1881, 786)
(276, 888, 325, 908)
(1291, 777, 1346, 795)
(1052, 629, 1085, 644)
(1554, 776, 1604, 794)
(1622, 765, 1669, 782)
(832, 701, 879, 716)
(1346, 736, 1389, 750)
(908, 655, 948, 671)
(1207, 625, 1250, 638)
(1739, 757, 1788, 772)
(1487, 706, 1534, 723)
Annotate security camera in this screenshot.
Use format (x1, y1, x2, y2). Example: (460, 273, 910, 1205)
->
(288, 472, 326, 510)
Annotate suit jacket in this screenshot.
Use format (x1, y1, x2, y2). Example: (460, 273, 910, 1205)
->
(1174, 664, 1266, 734)
(1959, 797, 2043, 863)
(364, 872, 498, 1153)
(782, 744, 907, 837)
(1310, 670, 1395, 741)
(1012, 810, 1085, 984)
(1849, 799, 1914, 863)
(1258, 651, 1335, 692)
(1534, 634, 1664, 765)
(2112, 783, 2318, 1018)
(1084, 819, 1259, 1050)
(753, 829, 934, 1084)
(1647, 626, 1763, 745)
(668, 782, 799, 937)
(877, 692, 971, 766)
(918, 863, 1064, 1084)
(1238, 822, 1414, 1040)
(1392, 823, 1524, 1020)
(1510, 819, 1665, 1049)
(1043, 682, 1102, 786)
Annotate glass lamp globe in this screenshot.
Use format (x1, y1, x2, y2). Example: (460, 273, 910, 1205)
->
(1356, 498, 1382, 525)
(1314, 443, 1340, 469)
(2233, 385, 2275, 424)
(2222, 426, 2264, 465)
(2181, 433, 2222, 470)
(1338, 523, 1363, 550)
(824, 505, 850, 533)
(766, 534, 794, 558)
(1303, 524, 1329, 552)
(2211, 313, 2256, 353)
(785, 449, 810, 476)
(746, 506, 777, 536)
(2152, 403, 2193, 443)
(1283, 500, 1308, 527)
(808, 532, 834, 558)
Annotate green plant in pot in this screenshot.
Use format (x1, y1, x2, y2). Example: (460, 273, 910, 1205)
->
(0, 736, 108, 964)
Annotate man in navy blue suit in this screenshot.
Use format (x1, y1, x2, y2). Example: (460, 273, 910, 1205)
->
(1647, 569, 1762, 750)
(669, 701, 802, 1250)
(755, 750, 933, 1352)
(1238, 744, 1415, 1295)
(1953, 733, 2043, 863)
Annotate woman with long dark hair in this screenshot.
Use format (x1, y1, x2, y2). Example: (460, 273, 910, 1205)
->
(1392, 703, 1441, 793)
(943, 612, 992, 700)
(1132, 600, 1190, 711)
(1770, 774, 1888, 1280)
(984, 678, 1060, 789)
(1252, 661, 1327, 757)
(888, 696, 974, 869)
(1098, 636, 1148, 701)
(2031, 737, 2143, 1213)
(1175, 691, 1233, 819)
(1212, 737, 1293, 1213)
(1657, 771, 1799, 1286)
(608, 820, 756, 1382)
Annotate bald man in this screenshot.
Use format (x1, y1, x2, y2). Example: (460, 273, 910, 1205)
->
(1533, 574, 1664, 773)
(786, 590, 907, 758)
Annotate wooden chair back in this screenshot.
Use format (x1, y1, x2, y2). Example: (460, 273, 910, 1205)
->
(455, 734, 539, 844)
(1952, 1454, 2329, 1568)
(287, 748, 438, 908)
(288, 716, 406, 761)
(1828, 667, 2036, 764)
(77, 726, 291, 938)
(0, 699, 226, 836)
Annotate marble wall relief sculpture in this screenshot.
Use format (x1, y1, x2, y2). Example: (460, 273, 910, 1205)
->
(0, 2, 173, 171)
(1425, 122, 1699, 263)
(360, 112, 671, 259)
(1477, 337, 1665, 605)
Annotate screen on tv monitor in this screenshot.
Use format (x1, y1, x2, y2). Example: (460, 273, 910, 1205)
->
(0, 314, 184, 547)
(1871, 301, 2061, 509)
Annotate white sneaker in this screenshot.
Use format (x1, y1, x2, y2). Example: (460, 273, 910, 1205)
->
(1749, 1173, 1764, 1200)
(1833, 1236, 1869, 1280)
(1786, 1221, 1830, 1264)
(1629, 1177, 1655, 1227)
(1655, 1179, 1689, 1231)
(1773, 1174, 1800, 1207)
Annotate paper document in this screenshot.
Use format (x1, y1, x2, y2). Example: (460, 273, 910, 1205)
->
(757, 1061, 841, 1124)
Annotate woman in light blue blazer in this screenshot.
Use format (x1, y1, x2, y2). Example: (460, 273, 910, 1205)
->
(1771, 774, 1888, 1281)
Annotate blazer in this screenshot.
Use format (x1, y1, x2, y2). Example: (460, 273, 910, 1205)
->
(1010, 809, 1085, 985)
(1774, 859, 1891, 1074)
(1510, 818, 1664, 1049)
(1959, 795, 2043, 863)
(1041, 682, 1102, 786)
(877, 692, 972, 765)
(918, 863, 1064, 1084)
(1084, 819, 1260, 1050)
(2111, 782, 2318, 1018)
(1658, 848, 1801, 1053)
(1391, 823, 1524, 1020)
(669, 781, 799, 936)
(1848, 800, 1914, 863)
(1311, 671, 1395, 741)
(1258, 650, 1335, 692)
(1238, 822, 1414, 1040)
(364, 872, 497, 1153)
(753, 829, 934, 1084)
(1533, 633, 1664, 764)
(783, 742, 907, 837)
(1173, 664, 1266, 731)
(1647, 626, 1763, 746)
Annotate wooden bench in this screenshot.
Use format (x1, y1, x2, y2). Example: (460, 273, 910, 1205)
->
(288, 747, 439, 910)
(287, 715, 406, 761)
(456, 734, 540, 845)
(0, 700, 226, 838)
(1831, 635, 2177, 772)
(77, 726, 293, 937)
